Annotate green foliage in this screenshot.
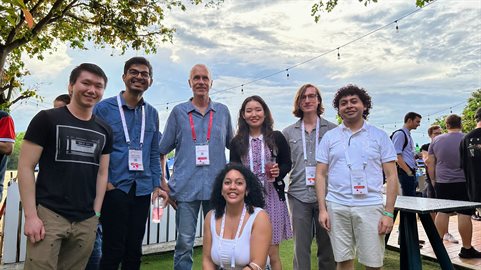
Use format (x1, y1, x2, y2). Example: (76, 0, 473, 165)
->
(461, 89, 481, 132)
(430, 89, 481, 133)
(311, 0, 433, 23)
(0, 0, 223, 108)
(7, 131, 24, 170)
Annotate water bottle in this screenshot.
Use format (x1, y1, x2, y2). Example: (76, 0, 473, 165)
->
(152, 197, 164, 223)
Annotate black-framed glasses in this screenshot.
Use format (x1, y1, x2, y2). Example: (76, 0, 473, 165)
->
(128, 69, 150, 78)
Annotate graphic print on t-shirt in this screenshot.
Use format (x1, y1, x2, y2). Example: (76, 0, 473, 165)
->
(56, 125, 106, 165)
(468, 137, 481, 158)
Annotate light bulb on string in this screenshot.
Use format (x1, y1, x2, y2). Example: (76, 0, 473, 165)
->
(166, 102, 169, 111)
(450, 107, 452, 113)
(395, 20, 399, 32)
(286, 69, 290, 79)
(241, 84, 244, 94)
(337, 48, 340, 60)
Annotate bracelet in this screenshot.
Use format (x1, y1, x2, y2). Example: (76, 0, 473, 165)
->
(95, 212, 101, 217)
(249, 262, 262, 270)
(245, 264, 254, 270)
(383, 211, 394, 219)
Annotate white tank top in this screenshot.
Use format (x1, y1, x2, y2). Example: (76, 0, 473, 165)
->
(210, 207, 262, 269)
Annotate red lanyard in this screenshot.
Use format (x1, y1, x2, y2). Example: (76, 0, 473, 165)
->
(188, 110, 214, 143)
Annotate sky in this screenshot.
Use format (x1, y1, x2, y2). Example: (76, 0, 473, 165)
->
(9, 0, 481, 145)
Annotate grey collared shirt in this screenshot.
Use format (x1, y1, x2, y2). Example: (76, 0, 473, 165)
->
(159, 100, 233, 201)
(283, 118, 337, 203)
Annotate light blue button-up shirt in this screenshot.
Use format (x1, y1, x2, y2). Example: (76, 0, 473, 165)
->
(94, 92, 161, 196)
(159, 99, 233, 201)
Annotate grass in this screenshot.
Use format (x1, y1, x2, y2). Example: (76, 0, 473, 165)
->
(140, 240, 442, 269)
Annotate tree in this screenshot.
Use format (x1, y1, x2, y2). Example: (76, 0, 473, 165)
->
(430, 89, 480, 133)
(310, 0, 435, 22)
(0, 0, 222, 110)
(7, 131, 24, 170)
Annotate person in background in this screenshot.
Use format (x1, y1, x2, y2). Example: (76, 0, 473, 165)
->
(53, 94, 71, 108)
(0, 110, 15, 202)
(202, 163, 272, 270)
(282, 84, 335, 270)
(460, 107, 481, 221)
(230, 95, 292, 270)
(427, 114, 481, 259)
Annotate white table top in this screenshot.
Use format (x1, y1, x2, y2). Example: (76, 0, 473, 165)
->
(393, 196, 481, 214)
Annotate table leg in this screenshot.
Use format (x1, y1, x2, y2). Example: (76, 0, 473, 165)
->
(399, 211, 422, 269)
(418, 214, 454, 270)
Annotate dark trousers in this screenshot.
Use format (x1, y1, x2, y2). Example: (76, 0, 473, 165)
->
(398, 169, 417, 197)
(100, 184, 150, 270)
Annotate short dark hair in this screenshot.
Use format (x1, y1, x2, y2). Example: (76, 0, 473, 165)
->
(404, 112, 422, 123)
(54, 94, 71, 105)
(475, 107, 481, 123)
(210, 163, 265, 219)
(292, 84, 325, 118)
(333, 84, 372, 119)
(445, 114, 462, 129)
(69, 63, 108, 86)
(427, 125, 442, 137)
(124, 57, 153, 78)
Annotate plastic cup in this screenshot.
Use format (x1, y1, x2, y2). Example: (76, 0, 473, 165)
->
(265, 157, 276, 182)
(152, 198, 165, 223)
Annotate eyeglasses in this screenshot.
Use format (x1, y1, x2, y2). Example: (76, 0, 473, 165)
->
(301, 94, 317, 101)
(127, 69, 150, 78)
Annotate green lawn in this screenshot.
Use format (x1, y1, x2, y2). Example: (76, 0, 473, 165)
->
(140, 240, 441, 269)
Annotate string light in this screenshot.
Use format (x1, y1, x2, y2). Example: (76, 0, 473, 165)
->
(241, 84, 244, 94)
(286, 69, 289, 78)
(337, 48, 340, 60)
(395, 20, 399, 32)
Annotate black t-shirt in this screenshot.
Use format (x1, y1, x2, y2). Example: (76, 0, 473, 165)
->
(24, 107, 113, 222)
(460, 128, 481, 202)
(421, 143, 431, 181)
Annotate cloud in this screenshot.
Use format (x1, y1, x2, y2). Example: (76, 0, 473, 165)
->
(21, 42, 71, 78)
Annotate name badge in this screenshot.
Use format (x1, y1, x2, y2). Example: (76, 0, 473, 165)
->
(195, 144, 210, 166)
(129, 149, 144, 171)
(350, 169, 368, 195)
(305, 166, 316, 186)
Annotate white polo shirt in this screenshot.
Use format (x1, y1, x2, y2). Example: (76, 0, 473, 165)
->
(316, 121, 396, 206)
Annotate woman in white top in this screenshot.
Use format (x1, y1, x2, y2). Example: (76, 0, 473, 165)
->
(203, 163, 272, 270)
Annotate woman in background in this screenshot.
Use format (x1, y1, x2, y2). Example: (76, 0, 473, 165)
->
(230, 95, 292, 270)
(202, 163, 271, 270)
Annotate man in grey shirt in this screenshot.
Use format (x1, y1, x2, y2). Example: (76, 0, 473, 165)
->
(159, 64, 233, 270)
(283, 84, 336, 270)
(426, 114, 481, 259)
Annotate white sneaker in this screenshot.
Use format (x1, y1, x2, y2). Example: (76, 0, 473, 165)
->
(443, 233, 459, 244)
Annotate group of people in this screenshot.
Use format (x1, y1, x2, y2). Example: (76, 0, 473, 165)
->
(10, 55, 480, 270)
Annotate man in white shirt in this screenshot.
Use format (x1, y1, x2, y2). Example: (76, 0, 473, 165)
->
(315, 84, 398, 270)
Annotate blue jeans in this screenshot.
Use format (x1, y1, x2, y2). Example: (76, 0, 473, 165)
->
(398, 169, 417, 196)
(174, 200, 211, 270)
(85, 224, 102, 270)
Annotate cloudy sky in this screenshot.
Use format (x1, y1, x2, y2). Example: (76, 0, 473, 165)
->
(10, 0, 481, 145)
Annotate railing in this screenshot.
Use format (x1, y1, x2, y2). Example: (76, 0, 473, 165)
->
(1, 179, 204, 264)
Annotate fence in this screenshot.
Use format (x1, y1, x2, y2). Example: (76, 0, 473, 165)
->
(1, 180, 204, 264)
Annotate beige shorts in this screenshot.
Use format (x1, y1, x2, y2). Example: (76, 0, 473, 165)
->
(327, 202, 385, 268)
(24, 205, 98, 270)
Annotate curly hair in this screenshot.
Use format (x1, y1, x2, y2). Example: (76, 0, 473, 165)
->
(292, 83, 325, 118)
(332, 84, 372, 119)
(232, 95, 276, 157)
(210, 163, 265, 218)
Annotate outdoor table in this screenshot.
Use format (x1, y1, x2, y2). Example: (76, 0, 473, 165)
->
(386, 196, 481, 270)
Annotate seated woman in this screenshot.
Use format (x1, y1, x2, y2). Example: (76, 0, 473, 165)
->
(202, 163, 272, 270)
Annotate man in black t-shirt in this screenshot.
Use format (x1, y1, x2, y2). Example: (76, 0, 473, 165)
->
(460, 107, 481, 221)
(18, 63, 113, 270)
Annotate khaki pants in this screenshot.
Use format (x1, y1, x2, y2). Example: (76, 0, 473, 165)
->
(25, 205, 98, 270)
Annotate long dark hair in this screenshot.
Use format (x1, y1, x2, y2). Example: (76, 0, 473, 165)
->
(211, 163, 265, 218)
(232, 95, 277, 157)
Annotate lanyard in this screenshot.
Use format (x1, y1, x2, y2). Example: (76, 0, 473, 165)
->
(117, 94, 145, 147)
(189, 111, 214, 143)
(219, 205, 247, 269)
(344, 129, 368, 170)
(249, 135, 265, 174)
(301, 118, 320, 163)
